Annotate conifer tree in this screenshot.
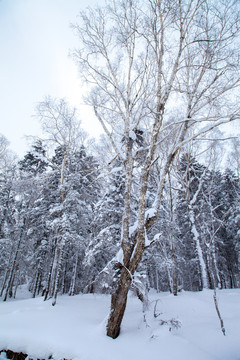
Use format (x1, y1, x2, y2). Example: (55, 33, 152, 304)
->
(83, 160, 124, 293)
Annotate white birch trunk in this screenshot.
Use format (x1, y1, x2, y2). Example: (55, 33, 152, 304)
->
(52, 238, 65, 306)
(189, 207, 208, 289)
(73, 0, 240, 338)
(69, 253, 78, 296)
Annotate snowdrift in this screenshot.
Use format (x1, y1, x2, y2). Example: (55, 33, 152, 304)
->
(0, 288, 240, 360)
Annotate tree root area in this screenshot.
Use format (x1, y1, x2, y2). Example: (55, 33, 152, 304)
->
(0, 350, 70, 360)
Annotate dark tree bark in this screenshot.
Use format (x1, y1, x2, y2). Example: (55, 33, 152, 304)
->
(32, 271, 40, 298)
(106, 268, 132, 339)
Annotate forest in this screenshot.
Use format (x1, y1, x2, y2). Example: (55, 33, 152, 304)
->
(0, 0, 240, 342)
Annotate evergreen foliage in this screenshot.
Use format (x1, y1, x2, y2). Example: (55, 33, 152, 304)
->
(0, 143, 239, 300)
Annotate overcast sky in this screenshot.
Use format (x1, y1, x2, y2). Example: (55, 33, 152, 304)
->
(1, 0, 239, 159)
(0, 0, 104, 157)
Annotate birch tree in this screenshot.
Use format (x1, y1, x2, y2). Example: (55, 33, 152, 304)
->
(73, 0, 240, 338)
(177, 153, 210, 288)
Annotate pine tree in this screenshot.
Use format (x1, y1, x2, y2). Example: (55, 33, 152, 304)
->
(0, 165, 17, 296)
(215, 169, 240, 288)
(19, 140, 48, 176)
(83, 159, 124, 293)
(43, 145, 100, 302)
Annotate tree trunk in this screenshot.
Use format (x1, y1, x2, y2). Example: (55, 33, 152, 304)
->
(189, 208, 208, 289)
(155, 267, 159, 293)
(0, 267, 10, 297)
(69, 253, 78, 296)
(3, 235, 21, 302)
(4, 266, 16, 301)
(168, 173, 178, 296)
(172, 251, 178, 296)
(106, 267, 132, 339)
(213, 288, 226, 336)
(52, 239, 65, 306)
(61, 259, 67, 295)
(32, 271, 40, 298)
(37, 273, 42, 296)
(8, 270, 16, 298)
(13, 273, 20, 298)
(44, 255, 54, 301)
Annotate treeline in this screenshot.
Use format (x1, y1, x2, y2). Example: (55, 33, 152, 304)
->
(0, 138, 239, 303)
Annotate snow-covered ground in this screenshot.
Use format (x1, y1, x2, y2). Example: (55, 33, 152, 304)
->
(0, 287, 240, 360)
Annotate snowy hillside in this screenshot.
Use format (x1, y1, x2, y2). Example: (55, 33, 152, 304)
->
(0, 288, 240, 360)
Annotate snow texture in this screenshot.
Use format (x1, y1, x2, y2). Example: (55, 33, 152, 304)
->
(129, 130, 137, 141)
(115, 248, 124, 264)
(0, 287, 240, 360)
(129, 221, 138, 237)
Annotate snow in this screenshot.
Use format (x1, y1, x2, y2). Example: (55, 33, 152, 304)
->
(145, 207, 157, 220)
(115, 248, 124, 263)
(129, 130, 137, 141)
(0, 288, 240, 360)
(109, 166, 122, 174)
(129, 221, 138, 237)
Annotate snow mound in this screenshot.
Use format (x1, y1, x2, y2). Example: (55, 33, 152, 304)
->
(0, 289, 240, 360)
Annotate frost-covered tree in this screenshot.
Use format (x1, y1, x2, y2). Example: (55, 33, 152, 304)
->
(214, 169, 240, 288)
(176, 154, 210, 289)
(0, 165, 17, 297)
(176, 154, 240, 291)
(83, 159, 124, 293)
(0, 137, 23, 300)
(34, 98, 88, 305)
(0, 134, 16, 238)
(19, 140, 48, 176)
(17, 141, 50, 298)
(73, 0, 240, 337)
(57, 145, 100, 296)
(144, 171, 182, 295)
(33, 97, 100, 304)
(1, 171, 40, 301)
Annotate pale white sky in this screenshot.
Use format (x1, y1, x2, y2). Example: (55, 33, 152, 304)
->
(0, 0, 104, 157)
(0, 0, 239, 159)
